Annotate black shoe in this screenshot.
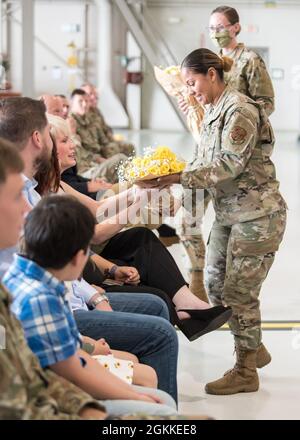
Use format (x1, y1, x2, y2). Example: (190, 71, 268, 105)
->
(157, 224, 179, 247)
(177, 306, 232, 342)
(157, 224, 178, 237)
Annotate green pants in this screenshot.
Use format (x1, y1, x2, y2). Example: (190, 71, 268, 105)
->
(179, 191, 210, 273)
(101, 141, 135, 158)
(180, 224, 206, 272)
(206, 209, 287, 350)
(81, 153, 127, 183)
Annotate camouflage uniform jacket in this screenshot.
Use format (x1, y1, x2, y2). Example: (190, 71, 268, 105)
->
(75, 142, 96, 174)
(181, 87, 286, 226)
(222, 43, 275, 116)
(0, 283, 104, 420)
(89, 108, 113, 142)
(72, 112, 103, 155)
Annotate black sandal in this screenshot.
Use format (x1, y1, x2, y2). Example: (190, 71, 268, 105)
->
(176, 306, 232, 341)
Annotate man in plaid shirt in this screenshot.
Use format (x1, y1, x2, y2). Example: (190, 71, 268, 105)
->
(4, 256, 82, 368)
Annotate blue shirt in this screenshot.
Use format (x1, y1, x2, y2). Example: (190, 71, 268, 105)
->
(70, 279, 97, 311)
(3, 255, 82, 368)
(0, 176, 40, 280)
(22, 174, 41, 207)
(0, 247, 17, 279)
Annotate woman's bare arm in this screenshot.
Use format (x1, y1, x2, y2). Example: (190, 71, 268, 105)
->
(60, 181, 134, 218)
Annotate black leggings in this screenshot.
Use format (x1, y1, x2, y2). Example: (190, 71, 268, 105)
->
(100, 227, 187, 299)
(83, 258, 178, 324)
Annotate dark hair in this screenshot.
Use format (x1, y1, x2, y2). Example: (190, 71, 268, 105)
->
(35, 132, 60, 195)
(181, 48, 233, 81)
(71, 89, 87, 99)
(24, 195, 95, 269)
(0, 137, 24, 184)
(211, 5, 241, 35)
(55, 94, 67, 99)
(0, 97, 47, 150)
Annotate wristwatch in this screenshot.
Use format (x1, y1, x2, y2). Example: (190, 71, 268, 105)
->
(90, 294, 109, 308)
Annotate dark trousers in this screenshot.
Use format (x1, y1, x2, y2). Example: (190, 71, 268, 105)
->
(101, 227, 187, 298)
(83, 227, 187, 324)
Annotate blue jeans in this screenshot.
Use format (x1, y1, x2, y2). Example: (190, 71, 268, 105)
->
(100, 385, 177, 417)
(74, 293, 178, 403)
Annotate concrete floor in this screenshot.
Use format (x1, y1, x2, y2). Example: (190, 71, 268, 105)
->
(120, 128, 300, 419)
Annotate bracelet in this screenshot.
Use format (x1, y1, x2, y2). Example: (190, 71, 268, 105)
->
(90, 294, 109, 308)
(104, 264, 118, 279)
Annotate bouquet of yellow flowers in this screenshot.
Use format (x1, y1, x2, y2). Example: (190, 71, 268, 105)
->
(118, 145, 186, 183)
(154, 65, 204, 144)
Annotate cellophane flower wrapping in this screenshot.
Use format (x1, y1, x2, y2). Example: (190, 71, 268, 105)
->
(154, 65, 204, 144)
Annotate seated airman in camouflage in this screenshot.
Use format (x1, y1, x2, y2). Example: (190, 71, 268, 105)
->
(80, 83, 135, 157)
(69, 89, 126, 183)
(71, 88, 134, 161)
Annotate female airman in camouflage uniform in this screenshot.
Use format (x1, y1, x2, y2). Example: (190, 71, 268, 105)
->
(178, 3, 275, 336)
(149, 48, 286, 395)
(209, 5, 274, 116)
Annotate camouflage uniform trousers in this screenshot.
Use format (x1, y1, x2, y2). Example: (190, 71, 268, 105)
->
(179, 190, 210, 275)
(101, 141, 136, 159)
(81, 153, 127, 184)
(206, 209, 287, 350)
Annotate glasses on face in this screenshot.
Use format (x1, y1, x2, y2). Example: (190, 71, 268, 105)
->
(208, 24, 232, 33)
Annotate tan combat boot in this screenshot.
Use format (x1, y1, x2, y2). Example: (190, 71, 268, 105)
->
(256, 343, 272, 368)
(205, 347, 259, 395)
(224, 343, 271, 376)
(190, 270, 210, 303)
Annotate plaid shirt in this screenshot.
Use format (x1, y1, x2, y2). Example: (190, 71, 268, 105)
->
(3, 255, 82, 368)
